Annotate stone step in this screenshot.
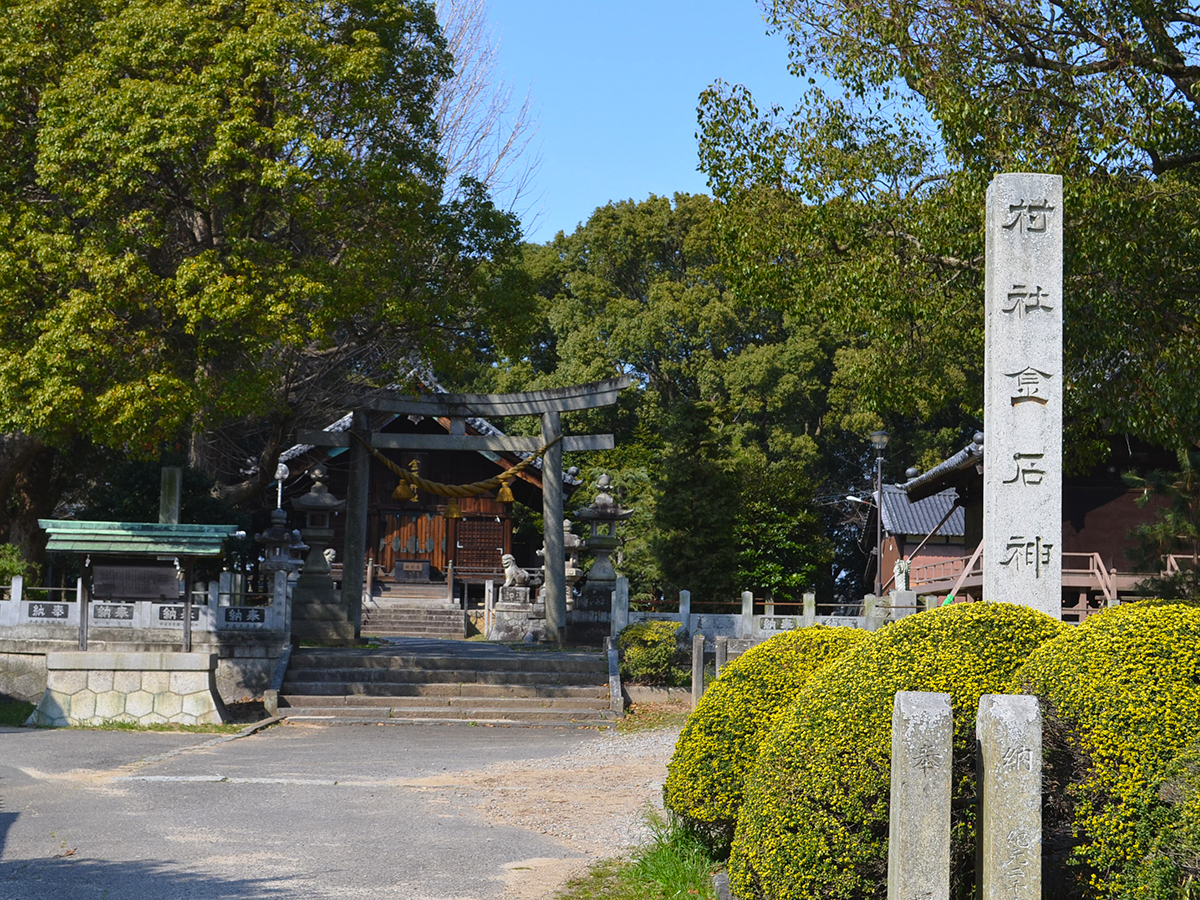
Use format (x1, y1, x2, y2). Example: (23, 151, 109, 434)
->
(371, 585, 453, 601)
(281, 670, 607, 692)
(280, 639, 616, 727)
(284, 662, 606, 681)
(360, 608, 466, 638)
(289, 650, 606, 674)
(364, 603, 462, 612)
(279, 704, 616, 724)
(364, 626, 467, 637)
(281, 681, 607, 699)
(281, 694, 608, 711)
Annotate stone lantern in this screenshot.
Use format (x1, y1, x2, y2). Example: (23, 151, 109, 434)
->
(290, 464, 355, 645)
(573, 473, 633, 640)
(255, 508, 307, 576)
(563, 519, 584, 596)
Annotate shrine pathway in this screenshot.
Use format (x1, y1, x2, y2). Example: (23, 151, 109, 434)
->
(0, 718, 677, 899)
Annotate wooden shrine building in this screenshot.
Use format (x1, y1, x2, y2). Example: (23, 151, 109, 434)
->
(283, 377, 630, 642)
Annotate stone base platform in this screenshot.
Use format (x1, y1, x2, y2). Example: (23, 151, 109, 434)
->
(487, 600, 548, 642)
(26, 651, 226, 727)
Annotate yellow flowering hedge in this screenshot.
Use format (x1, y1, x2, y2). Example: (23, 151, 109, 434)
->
(617, 620, 687, 685)
(1015, 600, 1200, 899)
(730, 602, 1064, 900)
(663, 626, 867, 844)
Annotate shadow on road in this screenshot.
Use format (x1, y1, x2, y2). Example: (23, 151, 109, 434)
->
(0, 857, 294, 899)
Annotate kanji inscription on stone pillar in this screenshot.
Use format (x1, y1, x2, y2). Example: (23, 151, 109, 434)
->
(984, 173, 1063, 618)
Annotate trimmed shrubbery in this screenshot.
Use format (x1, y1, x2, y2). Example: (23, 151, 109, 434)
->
(618, 620, 688, 686)
(1017, 599, 1200, 899)
(664, 626, 867, 845)
(729, 602, 1065, 900)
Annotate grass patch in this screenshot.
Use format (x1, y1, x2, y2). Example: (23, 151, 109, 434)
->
(556, 809, 719, 900)
(0, 697, 34, 727)
(617, 702, 691, 734)
(4, 695, 269, 732)
(81, 720, 246, 734)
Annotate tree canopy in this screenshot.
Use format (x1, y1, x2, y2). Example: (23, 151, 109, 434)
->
(699, 0, 1200, 462)
(0, 0, 531, 552)
(482, 194, 834, 602)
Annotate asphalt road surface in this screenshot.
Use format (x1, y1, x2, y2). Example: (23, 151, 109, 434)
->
(0, 720, 659, 900)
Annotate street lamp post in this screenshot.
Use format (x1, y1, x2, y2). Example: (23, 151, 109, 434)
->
(870, 430, 889, 597)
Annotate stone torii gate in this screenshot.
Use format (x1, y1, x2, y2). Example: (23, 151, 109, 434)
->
(297, 376, 631, 644)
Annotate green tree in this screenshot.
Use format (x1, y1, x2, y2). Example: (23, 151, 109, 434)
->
(1125, 446, 1200, 600)
(0, 0, 529, 557)
(698, 0, 1200, 461)
(483, 194, 833, 603)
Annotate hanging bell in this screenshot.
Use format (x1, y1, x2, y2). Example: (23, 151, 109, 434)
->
(392, 478, 415, 501)
(496, 475, 514, 504)
(443, 497, 463, 519)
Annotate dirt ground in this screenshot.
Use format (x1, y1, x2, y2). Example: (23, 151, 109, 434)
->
(400, 726, 682, 899)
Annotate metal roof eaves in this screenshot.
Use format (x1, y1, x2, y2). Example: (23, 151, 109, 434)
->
(897, 442, 984, 502)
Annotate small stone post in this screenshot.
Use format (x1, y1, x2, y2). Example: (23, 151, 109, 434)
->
(607, 640, 623, 716)
(77, 576, 88, 651)
(977, 694, 1042, 900)
(678, 589, 691, 631)
(715, 636, 728, 679)
(893, 589, 918, 618)
(740, 591, 754, 639)
(484, 579, 494, 637)
(691, 632, 706, 708)
(887, 692, 953, 900)
(864, 594, 881, 631)
(802, 592, 816, 626)
(610, 576, 630, 637)
(274, 570, 290, 638)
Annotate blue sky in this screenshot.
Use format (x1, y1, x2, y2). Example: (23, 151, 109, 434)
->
(483, 2, 802, 244)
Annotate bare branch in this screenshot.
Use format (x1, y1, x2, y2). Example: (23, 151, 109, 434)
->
(434, 0, 540, 210)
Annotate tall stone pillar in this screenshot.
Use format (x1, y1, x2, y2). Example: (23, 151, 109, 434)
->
(541, 410, 565, 644)
(342, 409, 370, 638)
(984, 173, 1063, 617)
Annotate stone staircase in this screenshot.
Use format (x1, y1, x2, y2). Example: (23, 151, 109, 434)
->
(361, 604, 466, 638)
(361, 581, 465, 638)
(279, 639, 616, 726)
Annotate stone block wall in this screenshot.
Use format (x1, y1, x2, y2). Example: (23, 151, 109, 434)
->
(0, 650, 48, 703)
(27, 651, 225, 727)
(0, 633, 286, 707)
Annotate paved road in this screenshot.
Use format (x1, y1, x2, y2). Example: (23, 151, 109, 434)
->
(0, 721, 612, 900)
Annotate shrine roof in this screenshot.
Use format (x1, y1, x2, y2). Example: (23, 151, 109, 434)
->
(880, 486, 964, 538)
(897, 435, 985, 503)
(39, 520, 240, 556)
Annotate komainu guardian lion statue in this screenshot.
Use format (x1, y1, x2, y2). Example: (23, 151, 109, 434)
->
(501, 553, 532, 587)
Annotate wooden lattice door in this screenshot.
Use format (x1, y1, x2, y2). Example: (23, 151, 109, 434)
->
(455, 518, 506, 570)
